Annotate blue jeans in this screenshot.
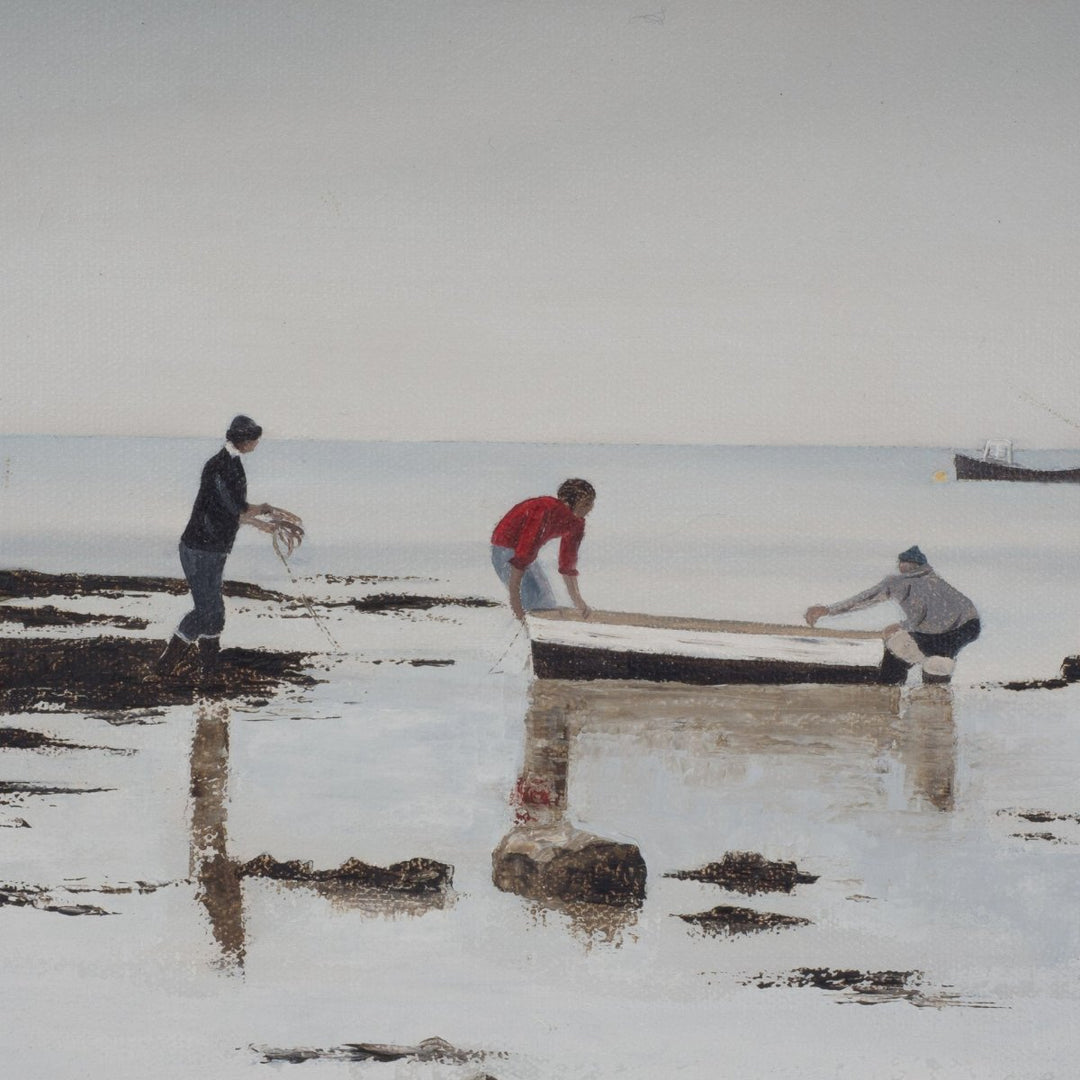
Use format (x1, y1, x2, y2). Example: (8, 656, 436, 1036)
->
(176, 543, 228, 641)
(491, 545, 558, 611)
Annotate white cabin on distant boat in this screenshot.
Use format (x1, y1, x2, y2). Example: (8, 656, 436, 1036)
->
(980, 439, 1014, 464)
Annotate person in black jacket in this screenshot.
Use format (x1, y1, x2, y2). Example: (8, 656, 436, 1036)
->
(153, 415, 303, 680)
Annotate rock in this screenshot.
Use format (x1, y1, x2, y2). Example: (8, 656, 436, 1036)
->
(1061, 655, 1080, 682)
(492, 822, 646, 906)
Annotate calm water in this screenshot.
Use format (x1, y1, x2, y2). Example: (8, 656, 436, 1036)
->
(2, 438, 1079, 1078)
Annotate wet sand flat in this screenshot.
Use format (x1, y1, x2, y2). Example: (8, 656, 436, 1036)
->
(4, 440, 1080, 1078)
(2, 568, 1079, 1079)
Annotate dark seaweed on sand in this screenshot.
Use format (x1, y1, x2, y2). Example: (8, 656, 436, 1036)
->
(0, 636, 318, 713)
(0, 569, 289, 603)
(666, 851, 819, 895)
(0, 605, 149, 630)
(676, 904, 810, 936)
(239, 854, 453, 894)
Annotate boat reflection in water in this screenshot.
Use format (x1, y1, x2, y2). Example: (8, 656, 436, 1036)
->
(494, 678, 956, 937)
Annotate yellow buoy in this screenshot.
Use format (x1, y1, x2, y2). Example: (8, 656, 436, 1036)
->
(932, 470, 948, 482)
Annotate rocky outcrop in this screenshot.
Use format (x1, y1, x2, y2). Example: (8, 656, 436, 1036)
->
(492, 822, 646, 907)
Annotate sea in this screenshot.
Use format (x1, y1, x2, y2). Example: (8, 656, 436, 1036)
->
(1, 437, 1078, 1079)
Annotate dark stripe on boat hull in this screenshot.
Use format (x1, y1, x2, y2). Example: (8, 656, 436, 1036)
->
(954, 454, 1080, 483)
(530, 642, 906, 686)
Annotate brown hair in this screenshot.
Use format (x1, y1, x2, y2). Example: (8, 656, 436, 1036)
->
(557, 478, 595, 506)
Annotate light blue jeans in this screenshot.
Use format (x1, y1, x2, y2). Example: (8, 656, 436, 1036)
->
(491, 545, 558, 611)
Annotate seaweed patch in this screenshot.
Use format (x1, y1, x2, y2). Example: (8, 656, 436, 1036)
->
(0, 637, 318, 713)
(0, 884, 114, 917)
(0, 569, 289, 603)
(666, 852, 819, 895)
(0, 781, 115, 802)
(0, 727, 132, 754)
(254, 1036, 491, 1065)
(0, 605, 149, 630)
(676, 905, 810, 936)
(239, 853, 453, 894)
(345, 593, 499, 614)
(746, 967, 999, 1008)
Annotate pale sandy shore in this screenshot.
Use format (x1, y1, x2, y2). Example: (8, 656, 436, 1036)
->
(2, 568, 1079, 1079)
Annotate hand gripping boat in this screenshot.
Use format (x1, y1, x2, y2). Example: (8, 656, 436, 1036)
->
(525, 608, 906, 686)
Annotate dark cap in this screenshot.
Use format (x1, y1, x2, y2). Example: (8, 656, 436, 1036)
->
(226, 415, 262, 444)
(898, 545, 928, 566)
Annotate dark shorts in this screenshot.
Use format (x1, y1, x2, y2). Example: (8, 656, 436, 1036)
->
(911, 618, 981, 659)
(879, 618, 981, 682)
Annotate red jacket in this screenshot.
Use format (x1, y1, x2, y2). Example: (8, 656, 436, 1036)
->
(491, 496, 585, 575)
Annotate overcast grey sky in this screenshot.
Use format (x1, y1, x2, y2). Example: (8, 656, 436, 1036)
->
(4, 1, 1080, 444)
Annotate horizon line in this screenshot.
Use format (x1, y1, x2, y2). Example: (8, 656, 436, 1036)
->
(1, 433, 1077, 452)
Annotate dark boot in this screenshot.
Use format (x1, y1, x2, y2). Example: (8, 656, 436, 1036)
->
(150, 635, 193, 680)
(197, 636, 223, 687)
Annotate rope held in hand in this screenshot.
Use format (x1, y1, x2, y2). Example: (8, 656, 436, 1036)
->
(272, 530, 341, 650)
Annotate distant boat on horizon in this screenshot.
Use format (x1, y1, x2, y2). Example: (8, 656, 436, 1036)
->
(954, 440, 1080, 483)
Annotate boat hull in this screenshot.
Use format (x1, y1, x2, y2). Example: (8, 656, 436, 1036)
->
(954, 453, 1080, 483)
(526, 610, 906, 686)
(530, 641, 902, 685)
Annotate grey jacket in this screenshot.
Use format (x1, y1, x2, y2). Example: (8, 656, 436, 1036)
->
(826, 565, 978, 634)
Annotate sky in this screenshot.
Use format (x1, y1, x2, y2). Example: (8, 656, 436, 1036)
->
(4, 0, 1080, 445)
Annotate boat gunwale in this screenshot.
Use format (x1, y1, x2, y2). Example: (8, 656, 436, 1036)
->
(526, 607, 887, 641)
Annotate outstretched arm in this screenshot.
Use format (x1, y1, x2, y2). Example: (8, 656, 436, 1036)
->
(562, 574, 590, 619)
(243, 503, 302, 524)
(806, 580, 889, 627)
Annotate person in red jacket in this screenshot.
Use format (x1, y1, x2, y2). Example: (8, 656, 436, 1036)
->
(491, 479, 595, 621)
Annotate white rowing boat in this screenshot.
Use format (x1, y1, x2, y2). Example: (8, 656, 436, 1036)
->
(525, 608, 904, 686)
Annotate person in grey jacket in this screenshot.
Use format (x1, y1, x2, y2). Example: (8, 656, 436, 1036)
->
(805, 546, 980, 684)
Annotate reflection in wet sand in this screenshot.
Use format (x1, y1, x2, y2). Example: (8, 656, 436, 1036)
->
(534, 679, 955, 815)
(898, 685, 956, 812)
(248, 878, 453, 918)
(189, 701, 245, 970)
(495, 678, 958, 941)
(186, 701, 455, 972)
(554, 680, 903, 748)
(493, 683, 647, 943)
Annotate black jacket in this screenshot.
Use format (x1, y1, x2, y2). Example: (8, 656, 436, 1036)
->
(180, 448, 248, 552)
